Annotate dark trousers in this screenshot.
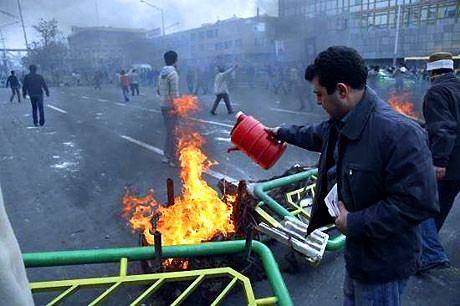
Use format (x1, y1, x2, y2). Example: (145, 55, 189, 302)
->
(187, 81, 194, 93)
(10, 87, 21, 103)
(30, 96, 45, 126)
(130, 83, 139, 96)
(211, 93, 233, 114)
(161, 106, 177, 161)
(122, 86, 130, 102)
(435, 180, 460, 231)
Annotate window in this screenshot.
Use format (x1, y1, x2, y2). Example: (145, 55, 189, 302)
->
(224, 40, 233, 49)
(191, 33, 196, 40)
(375, 12, 388, 26)
(199, 32, 204, 40)
(206, 30, 214, 38)
(375, 0, 388, 9)
(438, 5, 457, 19)
(234, 39, 242, 48)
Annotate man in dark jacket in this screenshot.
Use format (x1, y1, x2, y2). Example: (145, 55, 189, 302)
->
(266, 46, 438, 305)
(22, 65, 49, 126)
(6, 70, 21, 103)
(424, 52, 460, 231)
(416, 52, 460, 273)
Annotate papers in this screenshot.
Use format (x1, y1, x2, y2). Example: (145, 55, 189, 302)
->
(325, 183, 339, 217)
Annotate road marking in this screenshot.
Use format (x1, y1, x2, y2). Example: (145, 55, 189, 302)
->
(121, 135, 237, 182)
(189, 118, 233, 128)
(121, 135, 164, 155)
(97, 98, 108, 102)
(270, 107, 324, 118)
(81, 96, 90, 99)
(113, 102, 233, 127)
(47, 105, 68, 114)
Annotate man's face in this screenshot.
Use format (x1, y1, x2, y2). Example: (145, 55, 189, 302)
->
(311, 77, 348, 120)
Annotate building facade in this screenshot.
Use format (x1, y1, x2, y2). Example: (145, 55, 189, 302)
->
(143, 15, 278, 68)
(68, 26, 147, 72)
(278, 0, 460, 63)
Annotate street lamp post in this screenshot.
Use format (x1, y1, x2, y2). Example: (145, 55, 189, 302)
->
(140, 0, 165, 36)
(17, 0, 29, 49)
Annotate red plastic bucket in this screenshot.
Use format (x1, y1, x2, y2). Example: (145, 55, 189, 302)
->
(230, 112, 287, 170)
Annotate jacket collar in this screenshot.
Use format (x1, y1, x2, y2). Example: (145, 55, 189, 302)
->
(338, 87, 376, 141)
(432, 72, 456, 84)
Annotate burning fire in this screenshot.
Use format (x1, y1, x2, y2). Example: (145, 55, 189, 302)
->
(389, 93, 419, 119)
(122, 95, 236, 249)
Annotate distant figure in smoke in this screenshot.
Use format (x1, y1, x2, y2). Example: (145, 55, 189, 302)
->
(210, 65, 238, 115)
(6, 70, 21, 103)
(119, 70, 130, 102)
(157, 50, 180, 166)
(22, 65, 49, 127)
(129, 69, 140, 96)
(94, 72, 101, 90)
(194, 67, 209, 95)
(186, 67, 195, 93)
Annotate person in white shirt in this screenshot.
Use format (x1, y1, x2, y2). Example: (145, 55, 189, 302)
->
(210, 65, 238, 115)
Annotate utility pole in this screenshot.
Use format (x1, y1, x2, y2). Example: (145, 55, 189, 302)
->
(392, 5, 401, 67)
(17, 0, 29, 49)
(140, 0, 165, 36)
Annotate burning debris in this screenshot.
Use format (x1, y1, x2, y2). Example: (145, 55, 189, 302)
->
(389, 93, 419, 119)
(122, 95, 238, 252)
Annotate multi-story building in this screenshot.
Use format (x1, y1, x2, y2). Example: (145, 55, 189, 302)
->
(143, 15, 278, 67)
(278, 0, 460, 64)
(68, 26, 147, 72)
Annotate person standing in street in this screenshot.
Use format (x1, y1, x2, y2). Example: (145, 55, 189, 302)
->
(186, 67, 195, 94)
(119, 70, 130, 102)
(22, 65, 49, 127)
(210, 65, 238, 115)
(6, 71, 21, 103)
(94, 72, 101, 91)
(157, 50, 179, 167)
(266, 46, 438, 306)
(415, 52, 460, 274)
(129, 69, 140, 96)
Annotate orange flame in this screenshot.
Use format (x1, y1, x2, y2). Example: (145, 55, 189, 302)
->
(389, 94, 419, 119)
(122, 94, 236, 249)
(170, 95, 201, 117)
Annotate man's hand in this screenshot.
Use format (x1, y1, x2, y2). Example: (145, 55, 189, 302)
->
(264, 127, 280, 138)
(434, 166, 446, 180)
(335, 201, 348, 234)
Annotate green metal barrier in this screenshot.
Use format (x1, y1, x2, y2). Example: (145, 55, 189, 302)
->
(24, 240, 293, 306)
(253, 169, 346, 251)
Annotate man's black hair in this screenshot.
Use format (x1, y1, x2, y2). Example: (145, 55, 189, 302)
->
(10, 70, 15, 75)
(29, 65, 37, 73)
(305, 46, 367, 95)
(164, 50, 178, 66)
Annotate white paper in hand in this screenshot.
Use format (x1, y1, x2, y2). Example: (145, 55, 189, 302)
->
(325, 183, 339, 217)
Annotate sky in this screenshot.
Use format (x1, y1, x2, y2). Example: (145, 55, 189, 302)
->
(0, 0, 278, 49)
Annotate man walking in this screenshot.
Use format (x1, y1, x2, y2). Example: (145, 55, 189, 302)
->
(119, 70, 130, 102)
(266, 46, 438, 305)
(423, 52, 460, 231)
(417, 52, 460, 274)
(22, 65, 49, 127)
(157, 50, 179, 166)
(210, 65, 238, 115)
(129, 69, 140, 96)
(6, 71, 21, 103)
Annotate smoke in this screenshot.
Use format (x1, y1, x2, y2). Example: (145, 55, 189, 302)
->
(1, 0, 275, 48)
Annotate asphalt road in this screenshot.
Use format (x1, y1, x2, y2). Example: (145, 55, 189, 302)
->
(0, 85, 458, 305)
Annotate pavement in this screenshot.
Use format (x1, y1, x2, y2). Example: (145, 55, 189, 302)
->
(0, 85, 458, 305)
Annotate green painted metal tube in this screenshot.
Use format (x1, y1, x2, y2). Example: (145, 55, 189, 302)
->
(254, 169, 318, 218)
(23, 240, 293, 306)
(253, 169, 345, 251)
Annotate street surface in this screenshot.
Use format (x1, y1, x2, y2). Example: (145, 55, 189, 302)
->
(0, 85, 458, 305)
